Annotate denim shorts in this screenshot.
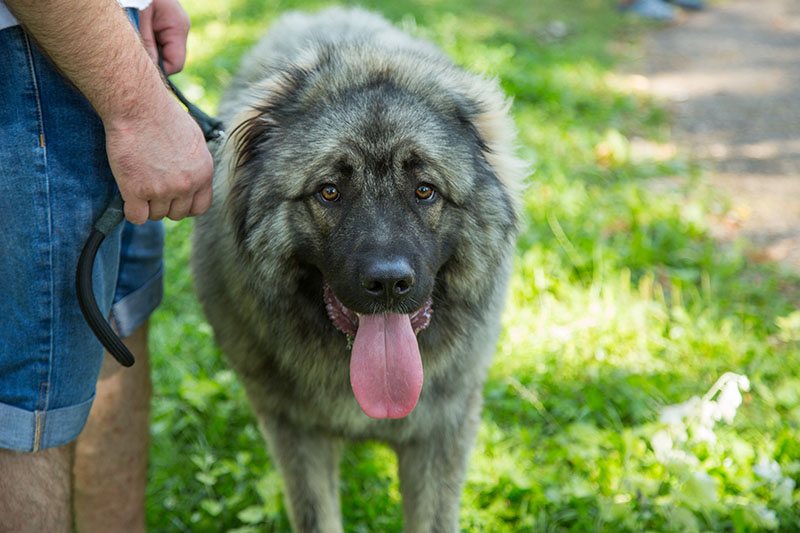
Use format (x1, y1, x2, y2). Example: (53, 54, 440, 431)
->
(0, 12, 164, 452)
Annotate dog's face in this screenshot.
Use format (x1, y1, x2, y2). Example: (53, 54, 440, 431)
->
(301, 95, 466, 320)
(224, 55, 518, 419)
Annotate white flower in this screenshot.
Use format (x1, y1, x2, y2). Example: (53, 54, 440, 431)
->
(651, 429, 699, 465)
(693, 424, 717, 445)
(654, 372, 751, 469)
(737, 375, 751, 392)
(753, 459, 783, 484)
(651, 429, 673, 458)
(715, 380, 743, 424)
(699, 398, 717, 425)
(659, 397, 698, 425)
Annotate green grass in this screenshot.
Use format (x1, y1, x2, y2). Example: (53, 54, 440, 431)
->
(146, 0, 800, 531)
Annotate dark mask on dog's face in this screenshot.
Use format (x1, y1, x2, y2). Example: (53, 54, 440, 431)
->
(303, 124, 457, 419)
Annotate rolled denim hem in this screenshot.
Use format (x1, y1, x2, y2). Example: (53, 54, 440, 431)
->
(0, 395, 94, 452)
(111, 265, 164, 339)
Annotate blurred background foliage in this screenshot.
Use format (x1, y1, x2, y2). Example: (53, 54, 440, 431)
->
(147, 0, 800, 530)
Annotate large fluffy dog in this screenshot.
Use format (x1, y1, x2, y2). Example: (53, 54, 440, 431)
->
(192, 8, 525, 532)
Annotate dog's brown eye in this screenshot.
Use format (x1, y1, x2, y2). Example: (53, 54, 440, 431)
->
(415, 184, 435, 201)
(319, 185, 340, 202)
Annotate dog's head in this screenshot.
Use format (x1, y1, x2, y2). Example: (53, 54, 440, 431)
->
(223, 43, 524, 418)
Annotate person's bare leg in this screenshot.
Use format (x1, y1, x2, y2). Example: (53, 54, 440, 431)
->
(73, 321, 152, 533)
(0, 444, 74, 533)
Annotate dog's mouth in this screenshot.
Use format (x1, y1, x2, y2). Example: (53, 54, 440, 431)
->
(324, 283, 432, 420)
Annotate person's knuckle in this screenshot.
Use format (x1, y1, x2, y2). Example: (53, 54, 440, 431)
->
(137, 183, 156, 199)
(175, 174, 195, 195)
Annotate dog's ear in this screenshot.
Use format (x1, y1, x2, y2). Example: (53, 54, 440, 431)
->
(224, 62, 319, 251)
(464, 87, 527, 205)
(231, 107, 275, 171)
(229, 59, 317, 172)
(223, 108, 276, 250)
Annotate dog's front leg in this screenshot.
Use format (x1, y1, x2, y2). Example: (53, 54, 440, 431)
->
(262, 415, 343, 533)
(394, 390, 483, 533)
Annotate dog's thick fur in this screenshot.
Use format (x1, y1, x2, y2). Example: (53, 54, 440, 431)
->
(192, 8, 525, 532)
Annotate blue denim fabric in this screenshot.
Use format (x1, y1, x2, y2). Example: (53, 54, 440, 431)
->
(0, 9, 164, 452)
(113, 220, 164, 338)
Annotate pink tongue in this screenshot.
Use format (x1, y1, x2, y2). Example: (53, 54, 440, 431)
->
(350, 313, 423, 419)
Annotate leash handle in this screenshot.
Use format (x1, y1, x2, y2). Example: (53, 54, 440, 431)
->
(76, 193, 134, 366)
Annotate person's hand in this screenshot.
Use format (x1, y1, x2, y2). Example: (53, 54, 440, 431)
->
(106, 0, 212, 224)
(4, 0, 212, 224)
(104, 93, 214, 224)
(139, 0, 191, 75)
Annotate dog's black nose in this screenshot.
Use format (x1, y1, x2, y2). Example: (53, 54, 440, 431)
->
(361, 258, 415, 305)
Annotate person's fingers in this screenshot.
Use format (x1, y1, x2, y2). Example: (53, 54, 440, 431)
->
(189, 182, 213, 217)
(138, 6, 158, 64)
(167, 194, 193, 221)
(148, 198, 171, 221)
(123, 198, 149, 226)
(151, 0, 190, 74)
(157, 32, 187, 75)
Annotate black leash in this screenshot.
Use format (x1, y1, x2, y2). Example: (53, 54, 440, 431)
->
(76, 73, 223, 367)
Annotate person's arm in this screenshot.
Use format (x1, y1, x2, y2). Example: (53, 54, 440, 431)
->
(5, 0, 213, 224)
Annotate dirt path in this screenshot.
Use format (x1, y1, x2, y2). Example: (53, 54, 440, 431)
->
(639, 0, 800, 271)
